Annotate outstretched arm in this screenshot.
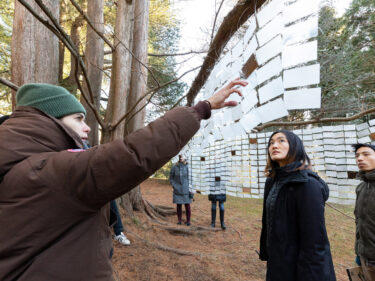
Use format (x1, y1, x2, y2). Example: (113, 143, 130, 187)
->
(38, 79, 249, 210)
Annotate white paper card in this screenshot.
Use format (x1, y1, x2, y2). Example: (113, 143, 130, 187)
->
(215, 68, 224, 79)
(213, 128, 223, 141)
(220, 125, 234, 139)
(204, 120, 214, 135)
(245, 71, 258, 90)
(256, 14, 284, 47)
(257, 98, 288, 123)
(243, 36, 258, 62)
(192, 148, 204, 156)
(216, 53, 231, 69)
(240, 109, 262, 133)
(257, 0, 284, 27)
(202, 137, 210, 148)
(283, 63, 320, 88)
(257, 56, 282, 85)
(232, 122, 246, 137)
(208, 135, 215, 145)
(213, 112, 223, 127)
(223, 108, 232, 124)
(243, 16, 257, 43)
(256, 35, 283, 65)
(283, 0, 319, 25)
(284, 88, 321, 109)
(283, 16, 318, 45)
(282, 40, 317, 68)
(231, 105, 243, 121)
(226, 91, 242, 103)
(231, 40, 244, 60)
(259, 77, 284, 103)
(241, 89, 258, 113)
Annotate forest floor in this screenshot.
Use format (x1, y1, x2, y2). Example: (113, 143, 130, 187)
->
(112, 179, 356, 281)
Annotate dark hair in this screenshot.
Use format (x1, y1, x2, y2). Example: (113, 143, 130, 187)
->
(265, 130, 311, 177)
(0, 115, 10, 125)
(352, 143, 375, 153)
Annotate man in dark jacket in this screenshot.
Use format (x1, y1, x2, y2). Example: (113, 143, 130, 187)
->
(0, 79, 247, 281)
(353, 143, 375, 281)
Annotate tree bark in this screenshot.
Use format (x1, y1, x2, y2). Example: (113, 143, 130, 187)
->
(81, 0, 104, 146)
(11, 0, 59, 109)
(121, 0, 150, 216)
(65, 15, 84, 91)
(103, 0, 135, 142)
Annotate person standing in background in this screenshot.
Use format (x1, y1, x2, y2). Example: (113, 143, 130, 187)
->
(208, 179, 226, 230)
(170, 155, 192, 225)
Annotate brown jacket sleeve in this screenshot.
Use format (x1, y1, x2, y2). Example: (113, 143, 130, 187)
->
(42, 106, 201, 209)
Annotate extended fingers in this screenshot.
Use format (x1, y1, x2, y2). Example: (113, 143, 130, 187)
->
(224, 100, 238, 107)
(226, 78, 248, 89)
(232, 88, 243, 97)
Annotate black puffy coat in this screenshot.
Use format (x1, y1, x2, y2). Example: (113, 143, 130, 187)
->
(259, 162, 336, 281)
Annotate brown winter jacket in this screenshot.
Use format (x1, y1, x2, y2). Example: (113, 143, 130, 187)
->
(0, 105, 206, 281)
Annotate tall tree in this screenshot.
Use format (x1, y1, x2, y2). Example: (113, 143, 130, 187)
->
(121, 0, 150, 215)
(146, 0, 186, 120)
(0, 0, 13, 114)
(11, 0, 59, 109)
(81, 0, 104, 146)
(103, 0, 134, 142)
(316, 0, 375, 119)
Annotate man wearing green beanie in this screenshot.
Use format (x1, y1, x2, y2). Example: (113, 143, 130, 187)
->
(0, 79, 247, 281)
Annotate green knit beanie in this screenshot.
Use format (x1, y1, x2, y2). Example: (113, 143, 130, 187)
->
(16, 83, 86, 118)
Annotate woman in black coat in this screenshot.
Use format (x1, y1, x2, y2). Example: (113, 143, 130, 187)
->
(259, 130, 336, 281)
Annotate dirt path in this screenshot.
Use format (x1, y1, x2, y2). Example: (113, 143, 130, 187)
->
(112, 179, 355, 281)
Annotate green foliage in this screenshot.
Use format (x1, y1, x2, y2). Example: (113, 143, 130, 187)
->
(153, 160, 173, 179)
(0, 0, 13, 114)
(147, 0, 187, 121)
(131, 216, 140, 226)
(316, 0, 375, 119)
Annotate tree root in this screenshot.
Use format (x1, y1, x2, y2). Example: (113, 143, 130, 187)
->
(143, 199, 166, 221)
(154, 223, 222, 236)
(127, 230, 233, 257)
(127, 230, 204, 256)
(147, 201, 176, 216)
(154, 204, 174, 211)
(227, 226, 242, 239)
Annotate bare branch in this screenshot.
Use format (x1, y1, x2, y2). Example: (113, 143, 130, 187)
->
(254, 106, 375, 132)
(148, 50, 207, 57)
(105, 50, 208, 57)
(33, 0, 95, 101)
(18, 0, 104, 128)
(68, 0, 115, 52)
(210, 0, 225, 45)
(186, 0, 267, 106)
(121, 66, 201, 128)
(0, 78, 18, 91)
(111, 33, 161, 88)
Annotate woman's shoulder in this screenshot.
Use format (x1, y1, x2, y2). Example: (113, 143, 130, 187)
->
(303, 170, 330, 200)
(305, 170, 326, 186)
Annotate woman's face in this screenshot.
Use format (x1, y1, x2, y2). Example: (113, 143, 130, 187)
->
(268, 133, 290, 167)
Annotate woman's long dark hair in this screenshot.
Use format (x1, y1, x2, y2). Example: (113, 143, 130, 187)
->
(265, 130, 311, 177)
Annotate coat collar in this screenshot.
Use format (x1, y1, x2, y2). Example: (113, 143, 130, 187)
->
(273, 161, 309, 184)
(0, 106, 83, 176)
(358, 169, 375, 182)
